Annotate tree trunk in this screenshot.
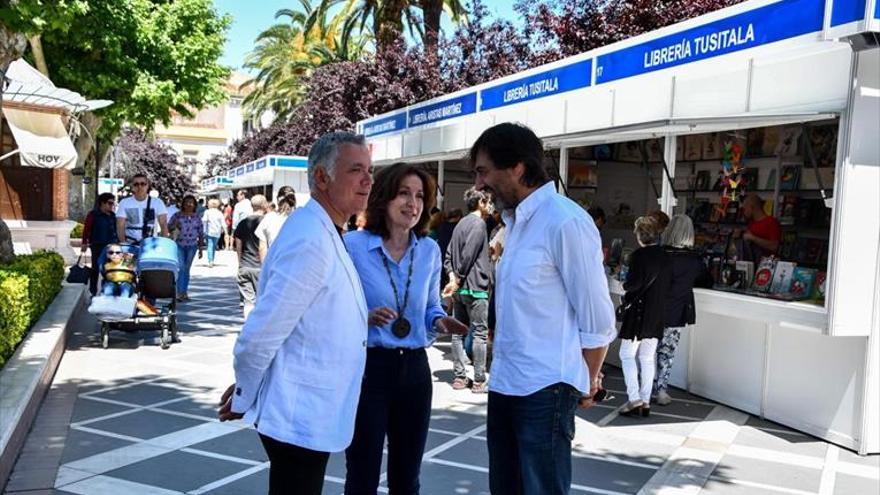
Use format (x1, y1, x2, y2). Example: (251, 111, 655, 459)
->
(28, 34, 50, 77)
(374, 0, 408, 52)
(0, 24, 28, 263)
(421, 0, 443, 57)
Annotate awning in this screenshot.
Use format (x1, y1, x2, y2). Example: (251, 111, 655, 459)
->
(1, 106, 78, 169)
(543, 112, 840, 148)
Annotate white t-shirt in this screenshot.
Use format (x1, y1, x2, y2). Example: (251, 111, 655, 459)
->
(116, 195, 168, 241)
(202, 208, 226, 238)
(255, 211, 288, 249)
(232, 199, 253, 230)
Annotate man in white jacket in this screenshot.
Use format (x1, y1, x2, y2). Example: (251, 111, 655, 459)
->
(219, 131, 374, 495)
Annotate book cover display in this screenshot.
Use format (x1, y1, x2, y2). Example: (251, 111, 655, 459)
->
(790, 267, 817, 300)
(780, 165, 801, 190)
(752, 257, 777, 293)
(813, 271, 827, 301)
(770, 261, 796, 294)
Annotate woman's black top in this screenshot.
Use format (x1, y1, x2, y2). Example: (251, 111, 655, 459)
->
(620, 244, 672, 340)
(663, 247, 714, 328)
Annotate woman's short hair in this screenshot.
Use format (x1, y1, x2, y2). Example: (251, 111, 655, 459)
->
(633, 215, 661, 246)
(662, 214, 695, 248)
(208, 198, 220, 209)
(364, 163, 436, 238)
(275, 185, 297, 215)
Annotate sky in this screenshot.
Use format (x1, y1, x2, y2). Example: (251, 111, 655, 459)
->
(212, 0, 521, 73)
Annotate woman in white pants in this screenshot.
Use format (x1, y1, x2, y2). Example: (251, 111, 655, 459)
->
(617, 215, 672, 417)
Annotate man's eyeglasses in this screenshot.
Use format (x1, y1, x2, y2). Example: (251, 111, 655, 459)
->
(132, 182, 148, 187)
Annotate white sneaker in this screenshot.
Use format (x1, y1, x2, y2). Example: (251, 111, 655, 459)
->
(656, 390, 672, 406)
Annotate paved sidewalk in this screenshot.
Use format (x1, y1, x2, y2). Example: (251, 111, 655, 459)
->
(4, 250, 878, 495)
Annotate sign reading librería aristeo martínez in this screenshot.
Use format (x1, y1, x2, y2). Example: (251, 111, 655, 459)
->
(595, 0, 824, 83)
(408, 93, 477, 128)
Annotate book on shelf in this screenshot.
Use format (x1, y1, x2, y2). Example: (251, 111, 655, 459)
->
(779, 195, 798, 225)
(812, 271, 827, 301)
(790, 267, 817, 300)
(740, 167, 759, 191)
(752, 257, 777, 293)
(695, 170, 712, 191)
(779, 231, 798, 259)
(780, 164, 801, 191)
(770, 261, 797, 294)
(735, 260, 755, 287)
(765, 169, 777, 190)
(685, 135, 703, 161)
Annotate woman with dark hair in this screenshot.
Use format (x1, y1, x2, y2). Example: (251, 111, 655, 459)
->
(343, 163, 468, 494)
(256, 185, 297, 261)
(618, 215, 671, 417)
(82, 192, 118, 295)
(168, 194, 203, 301)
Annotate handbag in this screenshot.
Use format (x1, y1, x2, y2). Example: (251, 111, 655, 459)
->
(615, 274, 657, 323)
(66, 254, 92, 284)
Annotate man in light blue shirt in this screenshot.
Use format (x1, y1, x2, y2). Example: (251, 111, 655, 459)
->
(471, 123, 616, 495)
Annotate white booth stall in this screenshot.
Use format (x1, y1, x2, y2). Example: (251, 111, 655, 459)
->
(356, 0, 880, 454)
(205, 155, 311, 207)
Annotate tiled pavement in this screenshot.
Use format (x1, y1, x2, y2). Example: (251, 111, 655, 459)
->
(4, 250, 879, 495)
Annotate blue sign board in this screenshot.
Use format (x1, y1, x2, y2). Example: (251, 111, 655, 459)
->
(595, 0, 825, 84)
(480, 59, 593, 111)
(831, 0, 867, 26)
(235, 167, 245, 176)
(408, 93, 477, 128)
(275, 157, 308, 168)
(256, 159, 267, 169)
(363, 113, 407, 137)
(876, 0, 879, 19)
(246, 163, 255, 172)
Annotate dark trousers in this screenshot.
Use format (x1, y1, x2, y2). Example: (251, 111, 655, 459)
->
(487, 383, 580, 495)
(88, 243, 108, 296)
(451, 294, 489, 383)
(258, 434, 330, 495)
(345, 347, 432, 494)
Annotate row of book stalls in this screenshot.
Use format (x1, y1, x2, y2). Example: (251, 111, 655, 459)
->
(199, 155, 311, 208)
(356, 0, 880, 454)
(1, 59, 112, 263)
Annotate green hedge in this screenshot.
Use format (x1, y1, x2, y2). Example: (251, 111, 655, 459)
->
(70, 222, 84, 239)
(0, 251, 65, 367)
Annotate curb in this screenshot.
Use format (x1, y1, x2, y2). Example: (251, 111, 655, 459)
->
(0, 283, 87, 492)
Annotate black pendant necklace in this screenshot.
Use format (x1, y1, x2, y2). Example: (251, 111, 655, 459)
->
(380, 243, 415, 338)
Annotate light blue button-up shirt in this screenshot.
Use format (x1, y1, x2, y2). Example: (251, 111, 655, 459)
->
(345, 230, 448, 349)
(492, 182, 616, 396)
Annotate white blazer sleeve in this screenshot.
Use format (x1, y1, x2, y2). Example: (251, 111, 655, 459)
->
(231, 236, 330, 413)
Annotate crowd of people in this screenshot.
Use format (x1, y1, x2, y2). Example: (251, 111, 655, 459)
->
(78, 123, 739, 494)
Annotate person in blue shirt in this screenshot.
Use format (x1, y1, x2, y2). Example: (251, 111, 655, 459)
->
(344, 162, 468, 494)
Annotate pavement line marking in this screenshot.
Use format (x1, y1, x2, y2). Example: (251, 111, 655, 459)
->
(180, 447, 264, 466)
(569, 483, 631, 495)
(79, 371, 197, 398)
(572, 452, 661, 470)
(147, 406, 220, 423)
(422, 424, 487, 459)
(187, 462, 268, 495)
(60, 474, 185, 495)
(63, 442, 172, 475)
(637, 405, 749, 495)
(71, 425, 144, 442)
(726, 444, 825, 470)
(145, 421, 240, 450)
(750, 425, 810, 438)
(602, 388, 717, 407)
(651, 411, 711, 422)
(834, 459, 880, 480)
(427, 427, 468, 436)
(719, 477, 819, 495)
(818, 444, 838, 495)
(73, 396, 191, 427)
(54, 466, 98, 488)
(597, 404, 623, 426)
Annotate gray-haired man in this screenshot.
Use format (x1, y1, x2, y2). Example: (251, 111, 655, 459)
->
(220, 132, 373, 495)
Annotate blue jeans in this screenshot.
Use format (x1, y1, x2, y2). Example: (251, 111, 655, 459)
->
(487, 383, 580, 495)
(345, 347, 432, 494)
(205, 236, 219, 264)
(176, 245, 198, 293)
(101, 281, 134, 298)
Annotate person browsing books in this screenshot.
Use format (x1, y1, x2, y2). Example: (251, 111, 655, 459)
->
(343, 163, 468, 494)
(739, 194, 781, 260)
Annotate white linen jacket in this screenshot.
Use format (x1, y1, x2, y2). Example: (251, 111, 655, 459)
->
(231, 199, 368, 452)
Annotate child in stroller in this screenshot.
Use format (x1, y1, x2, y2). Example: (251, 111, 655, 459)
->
(102, 244, 136, 297)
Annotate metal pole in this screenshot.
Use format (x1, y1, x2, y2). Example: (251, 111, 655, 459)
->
(437, 160, 445, 210)
(558, 147, 569, 194)
(94, 138, 100, 208)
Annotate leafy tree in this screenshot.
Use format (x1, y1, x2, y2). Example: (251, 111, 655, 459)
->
(114, 128, 195, 206)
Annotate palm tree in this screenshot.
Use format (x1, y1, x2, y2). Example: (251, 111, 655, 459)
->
(242, 0, 370, 121)
(326, 0, 467, 54)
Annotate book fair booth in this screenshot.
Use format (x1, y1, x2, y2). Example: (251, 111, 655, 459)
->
(356, 0, 880, 454)
(200, 155, 311, 207)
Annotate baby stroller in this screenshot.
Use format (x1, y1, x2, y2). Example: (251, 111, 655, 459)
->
(91, 237, 180, 349)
